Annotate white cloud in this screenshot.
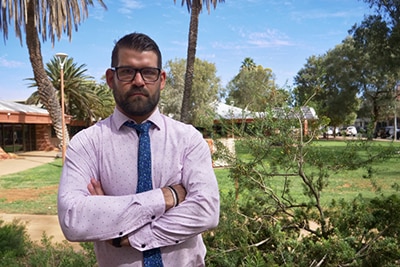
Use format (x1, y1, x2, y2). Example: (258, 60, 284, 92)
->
(247, 29, 292, 47)
(118, 0, 143, 15)
(0, 57, 24, 68)
(89, 5, 107, 20)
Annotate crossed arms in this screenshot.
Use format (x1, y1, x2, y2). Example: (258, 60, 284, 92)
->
(87, 178, 187, 247)
(57, 129, 220, 251)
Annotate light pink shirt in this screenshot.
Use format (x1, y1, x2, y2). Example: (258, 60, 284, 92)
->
(57, 108, 220, 267)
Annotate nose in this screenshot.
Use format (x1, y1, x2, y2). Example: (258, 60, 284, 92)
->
(131, 71, 145, 86)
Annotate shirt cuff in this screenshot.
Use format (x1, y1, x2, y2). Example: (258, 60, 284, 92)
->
(138, 188, 166, 221)
(126, 188, 165, 250)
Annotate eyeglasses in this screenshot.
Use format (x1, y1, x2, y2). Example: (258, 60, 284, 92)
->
(111, 67, 161, 82)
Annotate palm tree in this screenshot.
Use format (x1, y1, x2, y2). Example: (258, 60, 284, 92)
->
(241, 57, 257, 71)
(89, 81, 115, 122)
(26, 57, 108, 126)
(0, 0, 106, 145)
(175, 0, 225, 123)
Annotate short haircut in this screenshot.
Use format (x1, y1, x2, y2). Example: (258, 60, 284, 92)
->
(111, 32, 162, 68)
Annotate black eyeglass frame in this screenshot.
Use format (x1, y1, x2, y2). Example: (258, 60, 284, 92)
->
(110, 66, 161, 83)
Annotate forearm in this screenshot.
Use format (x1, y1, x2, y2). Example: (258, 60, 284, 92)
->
(58, 158, 166, 242)
(58, 189, 166, 242)
(125, 135, 221, 250)
(127, 182, 220, 250)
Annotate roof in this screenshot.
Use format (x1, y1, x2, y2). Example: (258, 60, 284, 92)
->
(0, 99, 48, 115)
(213, 101, 318, 121)
(213, 101, 253, 120)
(0, 100, 51, 124)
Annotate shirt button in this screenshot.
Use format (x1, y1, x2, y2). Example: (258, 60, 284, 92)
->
(175, 240, 179, 244)
(141, 244, 146, 248)
(151, 215, 155, 220)
(119, 232, 123, 236)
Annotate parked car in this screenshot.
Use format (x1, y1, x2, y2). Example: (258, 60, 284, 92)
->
(325, 126, 340, 136)
(338, 127, 347, 136)
(374, 126, 400, 139)
(374, 127, 387, 138)
(346, 126, 357, 136)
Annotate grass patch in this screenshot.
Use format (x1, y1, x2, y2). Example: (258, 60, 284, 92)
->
(0, 140, 399, 215)
(0, 159, 62, 215)
(219, 139, 400, 205)
(0, 160, 62, 189)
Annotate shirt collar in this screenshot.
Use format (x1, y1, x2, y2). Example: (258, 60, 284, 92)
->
(113, 107, 163, 131)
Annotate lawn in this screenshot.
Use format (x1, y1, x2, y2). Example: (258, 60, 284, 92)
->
(0, 140, 399, 215)
(0, 159, 62, 214)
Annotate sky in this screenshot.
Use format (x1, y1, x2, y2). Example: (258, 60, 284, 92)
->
(0, 0, 374, 101)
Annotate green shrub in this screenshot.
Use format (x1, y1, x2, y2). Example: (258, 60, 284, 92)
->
(204, 109, 400, 266)
(0, 219, 27, 266)
(0, 220, 97, 267)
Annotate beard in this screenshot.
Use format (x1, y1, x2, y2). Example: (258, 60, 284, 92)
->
(113, 84, 160, 118)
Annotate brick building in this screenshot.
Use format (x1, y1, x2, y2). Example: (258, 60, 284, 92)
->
(0, 100, 60, 153)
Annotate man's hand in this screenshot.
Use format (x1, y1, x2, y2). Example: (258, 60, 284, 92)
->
(88, 178, 105, 195)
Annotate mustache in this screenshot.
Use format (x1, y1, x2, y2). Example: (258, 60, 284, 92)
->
(127, 86, 148, 96)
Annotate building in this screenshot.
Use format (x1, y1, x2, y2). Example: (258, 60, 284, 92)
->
(0, 100, 59, 153)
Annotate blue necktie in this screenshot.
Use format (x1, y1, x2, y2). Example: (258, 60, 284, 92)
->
(124, 121, 163, 267)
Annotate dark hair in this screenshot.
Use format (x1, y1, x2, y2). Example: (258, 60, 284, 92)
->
(111, 32, 162, 68)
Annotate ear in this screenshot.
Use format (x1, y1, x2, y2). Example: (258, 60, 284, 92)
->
(159, 70, 166, 91)
(105, 69, 115, 89)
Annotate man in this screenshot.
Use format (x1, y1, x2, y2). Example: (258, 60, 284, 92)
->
(57, 32, 220, 267)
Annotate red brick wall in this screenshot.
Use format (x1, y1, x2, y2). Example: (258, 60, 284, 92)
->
(35, 125, 57, 151)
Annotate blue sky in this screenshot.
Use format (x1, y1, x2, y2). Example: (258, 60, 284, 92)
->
(0, 0, 373, 100)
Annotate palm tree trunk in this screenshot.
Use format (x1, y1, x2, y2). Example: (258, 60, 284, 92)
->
(25, 1, 70, 146)
(180, 0, 201, 124)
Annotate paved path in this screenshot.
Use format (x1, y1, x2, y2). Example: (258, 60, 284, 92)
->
(0, 150, 59, 177)
(0, 151, 82, 250)
(0, 213, 81, 250)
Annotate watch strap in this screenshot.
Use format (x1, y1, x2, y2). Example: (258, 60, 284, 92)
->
(112, 237, 122, 247)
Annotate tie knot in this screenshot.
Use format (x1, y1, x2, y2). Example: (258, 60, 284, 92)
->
(124, 121, 152, 134)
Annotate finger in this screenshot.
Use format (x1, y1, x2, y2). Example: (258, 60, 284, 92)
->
(91, 178, 105, 195)
(87, 182, 96, 195)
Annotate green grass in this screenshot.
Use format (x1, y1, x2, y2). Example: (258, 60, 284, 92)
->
(219, 139, 400, 205)
(0, 160, 62, 189)
(0, 140, 399, 214)
(0, 159, 62, 214)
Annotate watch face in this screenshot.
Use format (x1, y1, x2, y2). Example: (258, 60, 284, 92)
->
(112, 237, 122, 247)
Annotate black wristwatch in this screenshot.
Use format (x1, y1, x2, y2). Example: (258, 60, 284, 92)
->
(112, 237, 122, 247)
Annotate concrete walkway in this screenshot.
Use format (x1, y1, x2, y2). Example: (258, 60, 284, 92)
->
(0, 151, 81, 250)
(0, 150, 59, 177)
(0, 213, 81, 250)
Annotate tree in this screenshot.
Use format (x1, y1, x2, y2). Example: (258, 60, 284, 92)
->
(240, 57, 256, 71)
(350, 15, 400, 133)
(293, 55, 325, 108)
(0, 0, 106, 146)
(174, 0, 225, 123)
(362, 0, 400, 26)
(294, 39, 361, 129)
(161, 58, 221, 129)
(226, 59, 283, 112)
(26, 57, 114, 126)
(203, 110, 400, 266)
(89, 79, 115, 123)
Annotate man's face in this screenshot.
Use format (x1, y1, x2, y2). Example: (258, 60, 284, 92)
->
(106, 48, 166, 122)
